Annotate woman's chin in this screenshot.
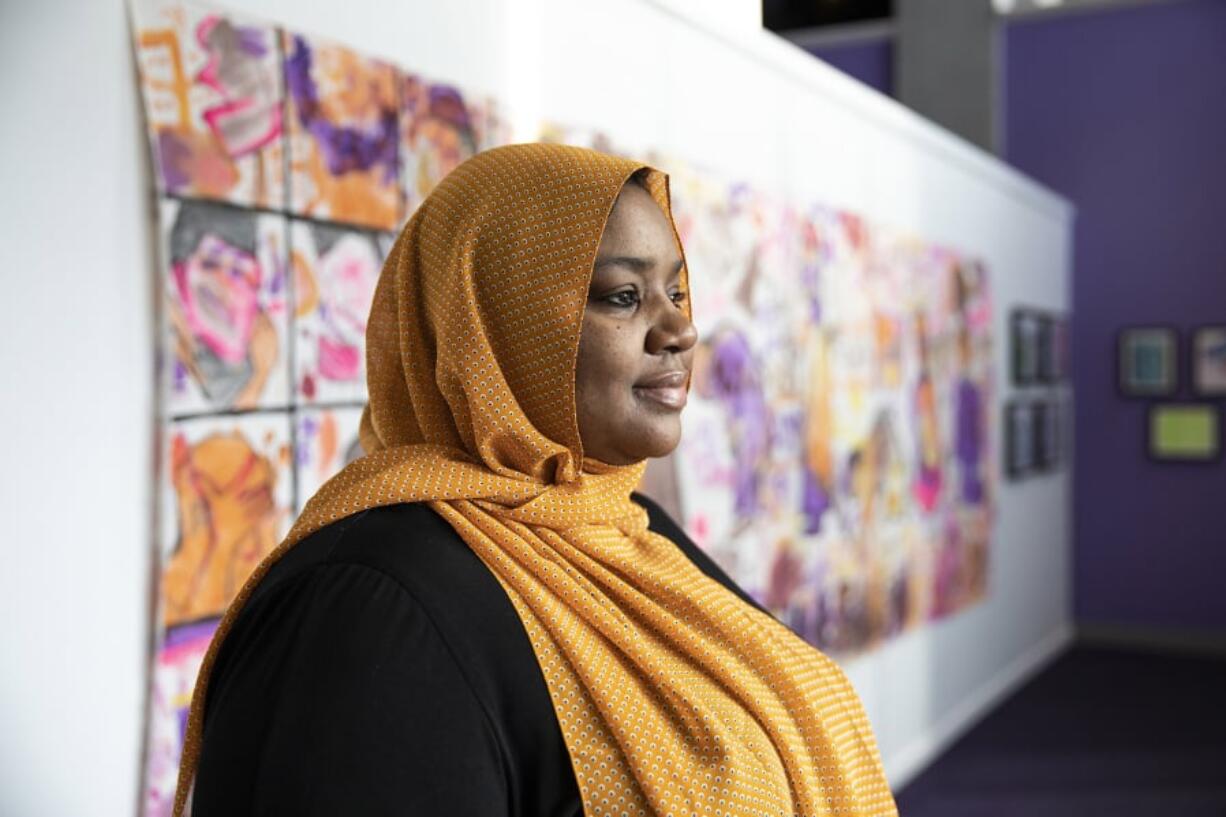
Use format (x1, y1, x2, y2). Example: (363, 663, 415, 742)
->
(621, 419, 684, 462)
(579, 412, 684, 465)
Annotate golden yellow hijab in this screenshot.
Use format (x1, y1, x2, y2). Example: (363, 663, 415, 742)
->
(174, 143, 898, 817)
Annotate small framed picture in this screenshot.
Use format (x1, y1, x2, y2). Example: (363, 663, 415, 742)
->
(1051, 317, 1070, 382)
(1034, 399, 1062, 470)
(1036, 314, 1059, 384)
(1011, 310, 1042, 386)
(1118, 327, 1178, 396)
(1005, 401, 1036, 478)
(1147, 403, 1221, 462)
(1191, 325, 1226, 396)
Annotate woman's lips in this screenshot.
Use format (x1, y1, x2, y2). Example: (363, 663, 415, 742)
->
(633, 371, 689, 410)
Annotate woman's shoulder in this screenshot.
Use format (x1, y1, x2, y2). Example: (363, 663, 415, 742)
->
(256, 502, 473, 599)
(194, 507, 522, 815)
(202, 503, 582, 815)
(248, 502, 540, 704)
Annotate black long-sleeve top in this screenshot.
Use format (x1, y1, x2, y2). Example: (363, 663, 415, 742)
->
(191, 493, 765, 816)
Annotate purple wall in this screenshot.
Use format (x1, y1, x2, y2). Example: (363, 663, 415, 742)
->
(1005, 0, 1226, 635)
(805, 39, 894, 97)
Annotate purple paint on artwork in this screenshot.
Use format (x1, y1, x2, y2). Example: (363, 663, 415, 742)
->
(163, 617, 218, 649)
(708, 331, 771, 520)
(156, 131, 193, 191)
(425, 85, 473, 132)
(268, 251, 286, 296)
(177, 707, 190, 743)
(296, 416, 317, 466)
(233, 24, 267, 58)
(801, 466, 830, 534)
(955, 377, 985, 505)
(285, 36, 399, 185)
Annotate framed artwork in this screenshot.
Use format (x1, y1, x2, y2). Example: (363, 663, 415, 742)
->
(1005, 401, 1036, 478)
(1048, 316, 1070, 382)
(1034, 399, 1061, 470)
(1036, 313, 1058, 384)
(1011, 310, 1042, 386)
(1191, 325, 1226, 396)
(1118, 327, 1178, 396)
(1147, 404, 1221, 462)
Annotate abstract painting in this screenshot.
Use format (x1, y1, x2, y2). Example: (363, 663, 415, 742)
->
(156, 412, 293, 628)
(146, 411, 292, 815)
(133, 0, 285, 208)
(160, 199, 290, 415)
(400, 76, 513, 217)
(283, 32, 401, 229)
(290, 221, 387, 404)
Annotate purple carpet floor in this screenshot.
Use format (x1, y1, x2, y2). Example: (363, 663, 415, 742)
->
(895, 644, 1226, 816)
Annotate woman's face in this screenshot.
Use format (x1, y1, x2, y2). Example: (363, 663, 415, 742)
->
(576, 182, 698, 465)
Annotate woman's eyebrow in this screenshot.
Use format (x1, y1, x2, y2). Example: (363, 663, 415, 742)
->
(593, 256, 686, 274)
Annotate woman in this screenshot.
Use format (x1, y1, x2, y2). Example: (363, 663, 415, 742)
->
(174, 143, 898, 816)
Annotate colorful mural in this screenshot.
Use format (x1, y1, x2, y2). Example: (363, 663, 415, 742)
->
(665, 169, 994, 655)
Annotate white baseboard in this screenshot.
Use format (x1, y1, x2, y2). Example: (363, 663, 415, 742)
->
(885, 623, 1075, 791)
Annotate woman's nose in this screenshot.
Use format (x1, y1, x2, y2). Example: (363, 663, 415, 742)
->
(646, 295, 698, 355)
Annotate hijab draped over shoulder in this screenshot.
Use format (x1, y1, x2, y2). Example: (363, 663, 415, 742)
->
(174, 143, 897, 817)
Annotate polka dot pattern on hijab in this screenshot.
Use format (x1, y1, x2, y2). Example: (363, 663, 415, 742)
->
(174, 143, 897, 817)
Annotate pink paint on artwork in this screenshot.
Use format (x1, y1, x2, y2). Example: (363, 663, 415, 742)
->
(315, 236, 377, 381)
(173, 234, 262, 365)
(317, 336, 361, 380)
(195, 16, 283, 159)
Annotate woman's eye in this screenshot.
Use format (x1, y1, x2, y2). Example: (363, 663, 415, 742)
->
(670, 290, 688, 306)
(604, 290, 639, 308)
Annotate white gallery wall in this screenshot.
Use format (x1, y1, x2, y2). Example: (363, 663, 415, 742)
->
(0, 0, 1073, 814)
